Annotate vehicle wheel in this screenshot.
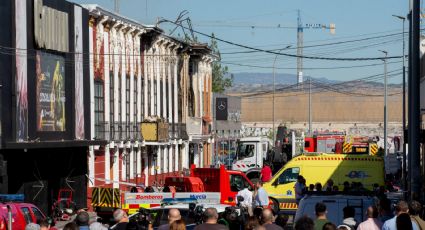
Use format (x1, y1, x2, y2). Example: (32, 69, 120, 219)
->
(269, 198, 279, 214)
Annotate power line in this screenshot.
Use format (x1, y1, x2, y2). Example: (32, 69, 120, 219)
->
(159, 19, 403, 61)
(222, 60, 402, 70)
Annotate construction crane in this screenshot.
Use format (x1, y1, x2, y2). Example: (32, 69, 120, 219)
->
(114, 0, 120, 13)
(297, 9, 335, 86)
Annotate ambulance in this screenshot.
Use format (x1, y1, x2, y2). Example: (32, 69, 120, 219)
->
(263, 153, 385, 214)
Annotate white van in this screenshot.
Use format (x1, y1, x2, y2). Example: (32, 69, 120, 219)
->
(294, 194, 377, 226)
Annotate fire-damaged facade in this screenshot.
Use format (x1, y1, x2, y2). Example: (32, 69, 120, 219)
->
(0, 0, 98, 213)
(84, 5, 215, 201)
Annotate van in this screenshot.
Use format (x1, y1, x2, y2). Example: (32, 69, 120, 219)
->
(294, 194, 377, 226)
(263, 153, 385, 213)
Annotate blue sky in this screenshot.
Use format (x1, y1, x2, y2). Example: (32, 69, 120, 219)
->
(71, 0, 409, 83)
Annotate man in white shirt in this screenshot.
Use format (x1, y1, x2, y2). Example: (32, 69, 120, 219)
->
(236, 187, 253, 216)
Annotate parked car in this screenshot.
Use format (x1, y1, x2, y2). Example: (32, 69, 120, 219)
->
(0, 203, 47, 230)
(294, 194, 377, 226)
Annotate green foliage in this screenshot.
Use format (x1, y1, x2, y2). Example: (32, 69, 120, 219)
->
(210, 33, 233, 93)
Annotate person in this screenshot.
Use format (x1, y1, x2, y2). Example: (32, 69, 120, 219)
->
(336, 225, 351, 230)
(410, 200, 425, 230)
(39, 220, 50, 230)
(323, 222, 337, 230)
(113, 209, 129, 230)
(341, 206, 357, 230)
(295, 216, 315, 230)
(261, 208, 283, 230)
(314, 202, 329, 230)
(379, 198, 394, 223)
(194, 208, 228, 230)
(315, 183, 323, 192)
(236, 186, 253, 216)
(356, 205, 382, 230)
(158, 208, 181, 230)
(26, 223, 41, 230)
(63, 223, 79, 230)
(170, 219, 186, 230)
(397, 213, 413, 230)
(245, 217, 260, 230)
(294, 175, 306, 204)
(324, 179, 334, 192)
(254, 181, 269, 208)
(343, 181, 350, 192)
(260, 162, 272, 183)
(275, 214, 289, 229)
(75, 211, 90, 230)
(382, 200, 419, 230)
(309, 184, 315, 191)
(89, 222, 108, 230)
(125, 220, 140, 230)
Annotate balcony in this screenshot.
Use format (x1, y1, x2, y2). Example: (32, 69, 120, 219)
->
(141, 119, 169, 142)
(94, 122, 110, 141)
(186, 117, 202, 136)
(109, 122, 142, 142)
(168, 123, 188, 140)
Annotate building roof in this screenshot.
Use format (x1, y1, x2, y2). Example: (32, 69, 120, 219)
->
(82, 4, 162, 33)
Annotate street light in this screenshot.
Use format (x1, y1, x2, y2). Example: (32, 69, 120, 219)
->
(392, 14, 407, 194)
(379, 50, 388, 157)
(272, 45, 291, 145)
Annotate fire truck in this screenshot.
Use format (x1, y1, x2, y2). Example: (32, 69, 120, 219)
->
(304, 132, 346, 153)
(92, 165, 254, 217)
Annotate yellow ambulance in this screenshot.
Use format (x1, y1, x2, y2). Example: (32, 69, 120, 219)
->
(263, 153, 385, 213)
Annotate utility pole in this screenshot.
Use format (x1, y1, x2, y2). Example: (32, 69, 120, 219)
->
(379, 50, 388, 157)
(408, 0, 421, 200)
(309, 77, 312, 135)
(392, 14, 407, 195)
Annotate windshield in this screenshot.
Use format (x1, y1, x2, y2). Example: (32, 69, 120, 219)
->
(236, 142, 256, 159)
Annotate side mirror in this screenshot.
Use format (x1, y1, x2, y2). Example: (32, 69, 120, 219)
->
(272, 180, 279, 186)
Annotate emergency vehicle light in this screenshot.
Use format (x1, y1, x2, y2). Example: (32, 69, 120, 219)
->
(0, 194, 24, 202)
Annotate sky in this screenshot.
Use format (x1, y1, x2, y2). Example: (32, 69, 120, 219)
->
(70, 0, 410, 83)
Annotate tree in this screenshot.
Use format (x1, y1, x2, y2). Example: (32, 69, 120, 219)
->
(210, 33, 233, 93)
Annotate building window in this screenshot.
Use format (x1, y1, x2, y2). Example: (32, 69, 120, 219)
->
(110, 72, 114, 138)
(126, 76, 130, 138)
(125, 150, 130, 181)
(134, 76, 138, 139)
(154, 76, 157, 115)
(94, 81, 104, 139)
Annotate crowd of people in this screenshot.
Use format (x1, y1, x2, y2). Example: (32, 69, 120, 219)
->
(20, 194, 425, 230)
(292, 199, 425, 230)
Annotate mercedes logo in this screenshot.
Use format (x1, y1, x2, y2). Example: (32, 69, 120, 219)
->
(218, 101, 226, 110)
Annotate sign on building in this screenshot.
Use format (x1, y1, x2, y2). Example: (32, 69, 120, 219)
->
(216, 98, 228, 121)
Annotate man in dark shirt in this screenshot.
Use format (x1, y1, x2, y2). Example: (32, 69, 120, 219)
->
(113, 209, 129, 230)
(158, 208, 181, 230)
(262, 208, 283, 230)
(194, 208, 228, 230)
